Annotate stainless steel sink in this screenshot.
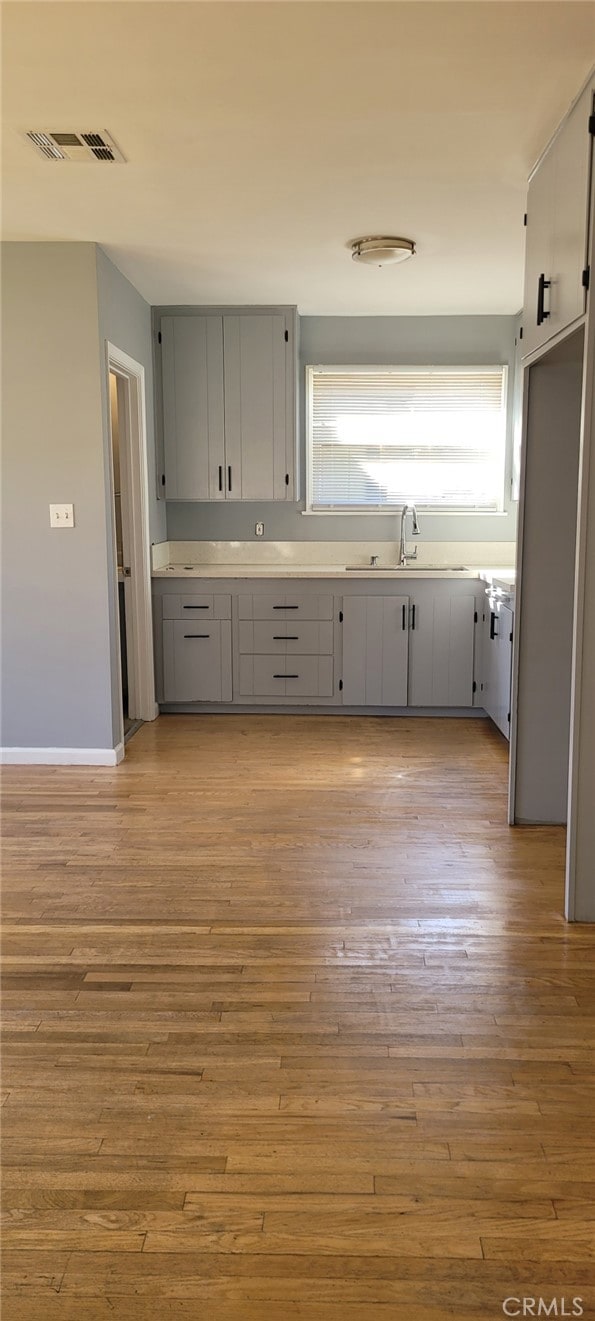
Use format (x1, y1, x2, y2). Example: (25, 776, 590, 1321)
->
(344, 564, 468, 572)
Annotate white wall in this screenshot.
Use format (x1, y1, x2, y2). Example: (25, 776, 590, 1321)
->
(167, 313, 519, 544)
(1, 243, 114, 750)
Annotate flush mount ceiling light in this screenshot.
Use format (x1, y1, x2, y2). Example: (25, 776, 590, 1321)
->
(350, 236, 415, 267)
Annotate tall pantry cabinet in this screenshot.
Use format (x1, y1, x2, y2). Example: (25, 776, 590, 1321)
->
(511, 71, 595, 921)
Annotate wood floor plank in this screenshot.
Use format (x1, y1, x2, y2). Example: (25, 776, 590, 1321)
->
(1, 714, 592, 1318)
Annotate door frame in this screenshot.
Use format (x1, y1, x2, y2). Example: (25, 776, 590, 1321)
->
(106, 342, 157, 738)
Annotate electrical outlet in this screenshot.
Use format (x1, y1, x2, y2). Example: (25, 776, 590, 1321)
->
(255, 521, 265, 537)
(49, 503, 74, 528)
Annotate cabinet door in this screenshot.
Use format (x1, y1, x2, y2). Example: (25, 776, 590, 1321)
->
(551, 82, 593, 342)
(223, 314, 291, 500)
(163, 619, 232, 702)
(522, 146, 555, 359)
(341, 596, 409, 706)
(161, 317, 225, 500)
(408, 592, 476, 707)
(483, 605, 513, 739)
(523, 80, 594, 358)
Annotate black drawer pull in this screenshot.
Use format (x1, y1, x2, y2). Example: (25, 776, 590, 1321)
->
(183, 604, 209, 609)
(184, 633, 210, 639)
(273, 673, 299, 679)
(273, 604, 299, 610)
(273, 635, 299, 640)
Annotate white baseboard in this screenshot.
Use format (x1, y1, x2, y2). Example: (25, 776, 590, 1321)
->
(1, 743, 125, 766)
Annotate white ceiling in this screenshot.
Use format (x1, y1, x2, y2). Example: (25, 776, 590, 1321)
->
(2, 2, 594, 314)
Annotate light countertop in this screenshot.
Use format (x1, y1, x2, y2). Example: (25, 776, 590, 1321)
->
(152, 563, 516, 588)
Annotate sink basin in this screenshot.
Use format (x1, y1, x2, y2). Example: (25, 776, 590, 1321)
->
(344, 564, 468, 572)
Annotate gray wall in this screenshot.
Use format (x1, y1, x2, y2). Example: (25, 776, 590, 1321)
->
(167, 314, 519, 543)
(1, 243, 114, 749)
(96, 248, 166, 742)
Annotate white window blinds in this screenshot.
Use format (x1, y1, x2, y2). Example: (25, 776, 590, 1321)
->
(307, 366, 507, 512)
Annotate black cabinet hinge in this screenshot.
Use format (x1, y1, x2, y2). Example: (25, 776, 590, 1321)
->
(472, 680, 477, 693)
(523, 212, 527, 227)
(339, 610, 344, 623)
(157, 330, 162, 344)
(339, 679, 343, 691)
(589, 112, 595, 136)
(284, 329, 289, 342)
(582, 266, 590, 290)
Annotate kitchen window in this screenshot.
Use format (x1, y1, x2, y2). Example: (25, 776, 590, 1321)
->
(306, 365, 508, 513)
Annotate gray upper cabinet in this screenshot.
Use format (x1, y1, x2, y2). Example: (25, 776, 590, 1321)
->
(341, 595, 409, 706)
(224, 314, 294, 500)
(159, 307, 297, 502)
(522, 79, 594, 359)
(161, 316, 225, 500)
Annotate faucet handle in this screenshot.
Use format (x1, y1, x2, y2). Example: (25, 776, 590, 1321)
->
(408, 546, 418, 560)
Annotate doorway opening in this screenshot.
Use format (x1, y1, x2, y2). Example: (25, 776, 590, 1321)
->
(109, 372, 136, 740)
(106, 345, 157, 753)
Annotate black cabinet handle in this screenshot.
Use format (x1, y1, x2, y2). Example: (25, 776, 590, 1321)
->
(273, 604, 299, 610)
(273, 673, 299, 679)
(228, 465, 232, 493)
(411, 604, 416, 631)
(273, 635, 299, 640)
(537, 273, 551, 326)
(218, 465, 223, 492)
(402, 604, 407, 631)
(183, 604, 209, 609)
(184, 633, 210, 639)
(490, 611, 498, 640)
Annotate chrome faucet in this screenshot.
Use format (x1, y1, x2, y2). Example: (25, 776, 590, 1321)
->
(398, 504, 421, 566)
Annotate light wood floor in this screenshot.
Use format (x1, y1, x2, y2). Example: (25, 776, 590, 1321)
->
(2, 715, 595, 1320)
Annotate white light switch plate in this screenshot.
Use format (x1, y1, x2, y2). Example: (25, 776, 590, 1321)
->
(49, 503, 74, 528)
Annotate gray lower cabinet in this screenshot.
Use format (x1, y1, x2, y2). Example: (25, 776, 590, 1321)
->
(154, 578, 481, 710)
(163, 618, 232, 702)
(239, 654, 333, 698)
(483, 603, 513, 739)
(341, 595, 409, 706)
(408, 590, 476, 706)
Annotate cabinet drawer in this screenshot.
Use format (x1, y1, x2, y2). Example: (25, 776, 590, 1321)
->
(239, 620, 333, 655)
(238, 592, 333, 621)
(163, 619, 232, 702)
(239, 654, 334, 698)
(162, 593, 231, 620)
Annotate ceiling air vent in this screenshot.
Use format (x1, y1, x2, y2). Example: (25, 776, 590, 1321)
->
(25, 130, 125, 163)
